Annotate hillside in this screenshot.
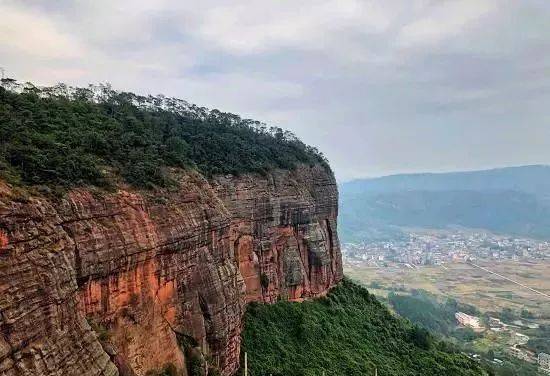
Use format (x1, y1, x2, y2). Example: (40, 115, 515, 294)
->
(342, 166, 550, 196)
(339, 166, 550, 242)
(241, 279, 485, 376)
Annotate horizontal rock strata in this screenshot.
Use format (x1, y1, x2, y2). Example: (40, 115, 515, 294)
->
(0, 165, 342, 376)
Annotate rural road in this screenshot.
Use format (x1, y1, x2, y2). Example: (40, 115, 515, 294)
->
(468, 262, 550, 300)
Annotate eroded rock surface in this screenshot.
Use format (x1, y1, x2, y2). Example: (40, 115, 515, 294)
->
(0, 165, 342, 376)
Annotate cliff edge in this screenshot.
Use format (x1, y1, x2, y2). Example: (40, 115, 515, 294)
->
(0, 86, 342, 376)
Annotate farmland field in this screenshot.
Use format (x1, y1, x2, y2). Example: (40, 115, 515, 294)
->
(345, 260, 550, 318)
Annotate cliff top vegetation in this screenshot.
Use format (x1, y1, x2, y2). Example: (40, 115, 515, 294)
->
(0, 79, 329, 189)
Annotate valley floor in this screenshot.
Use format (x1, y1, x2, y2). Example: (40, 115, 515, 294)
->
(345, 260, 550, 317)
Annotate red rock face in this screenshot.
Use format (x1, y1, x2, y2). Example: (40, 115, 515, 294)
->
(213, 165, 342, 303)
(0, 165, 341, 376)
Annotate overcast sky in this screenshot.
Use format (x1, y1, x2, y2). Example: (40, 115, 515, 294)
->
(1, 0, 549, 181)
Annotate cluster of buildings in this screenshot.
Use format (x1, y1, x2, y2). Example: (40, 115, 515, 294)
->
(456, 312, 550, 370)
(342, 229, 550, 372)
(342, 230, 550, 268)
(455, 312, 483, 331)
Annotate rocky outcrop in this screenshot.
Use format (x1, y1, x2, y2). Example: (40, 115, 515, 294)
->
(0, 165, 342, 376)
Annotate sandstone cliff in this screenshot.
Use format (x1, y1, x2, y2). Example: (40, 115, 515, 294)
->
(0, 164, 342, 376)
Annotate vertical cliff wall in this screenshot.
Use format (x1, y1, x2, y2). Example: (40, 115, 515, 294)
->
(213, 165, 342, 303)
(0, 164, 342, 376)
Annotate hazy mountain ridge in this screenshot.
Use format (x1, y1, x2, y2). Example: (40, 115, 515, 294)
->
(339, 166, 550, 242)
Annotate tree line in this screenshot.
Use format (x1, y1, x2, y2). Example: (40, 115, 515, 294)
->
(0, 79, 329, 189)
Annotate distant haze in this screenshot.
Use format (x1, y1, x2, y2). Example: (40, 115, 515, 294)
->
(342, 165, 550, 196)
(339, 165, 550, 242)
(1, 1, 550, 180)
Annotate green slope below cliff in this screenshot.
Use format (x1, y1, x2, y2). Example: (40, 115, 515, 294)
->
(240, 279, 485, 376)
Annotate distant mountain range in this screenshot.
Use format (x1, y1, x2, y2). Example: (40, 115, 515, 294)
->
(339, 165, 550, 242)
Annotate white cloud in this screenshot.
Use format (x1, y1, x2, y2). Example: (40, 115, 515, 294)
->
(194, 0, 393, 54)
(0, 3, 84, 59)
(0, 0, 549, 180)
(397, 0, 497, 47)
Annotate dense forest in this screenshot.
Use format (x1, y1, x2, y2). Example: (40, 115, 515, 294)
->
(0, 79, 328, 189)
(240, 279, 485, 376)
